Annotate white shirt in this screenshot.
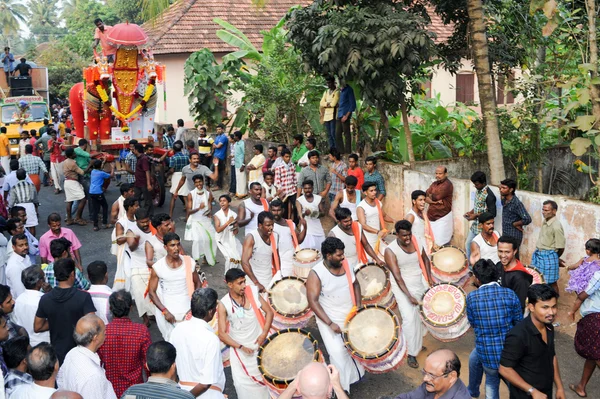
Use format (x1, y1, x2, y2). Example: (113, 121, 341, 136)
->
(12, 289, 50, 346)
(6, 252, 31, 298)
(10, 382, 55, 399)
(87, 284, 113, 325)
(175, 127, 186, 142)
(57, 346, 117, 399)
(169, 317, 226, 396)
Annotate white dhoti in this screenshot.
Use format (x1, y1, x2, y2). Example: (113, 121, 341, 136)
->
(154, 290, 189, 341)
(1, 156, 10, 176)
(316, 318, 364, 391)
(170, 172, 190, 196)
(230, 347, 269, 399)
(50, 161, 64, 191)
(130, 267, 154, 317)
(18, 203, 38, 227)
(430, 211, 453, 246)
(390, 276, 428, 357)
(236, 168, 247, 197)
(64, 179, 85, 202)
(216, 233, 242, 273)
(112, 243, 130, 291)
(185, 217, 217, 266)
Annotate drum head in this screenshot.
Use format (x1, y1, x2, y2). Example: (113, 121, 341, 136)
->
(525, 266, 546, 284)
(269, 278, 309, 316)
(432, 246, 466, 273)
(420, 284, 466, 327)
(356, 264, 387, 298)
(295, 249, 319, 262)
(346, 307, 397, 358)
(260, 330, 317, 382)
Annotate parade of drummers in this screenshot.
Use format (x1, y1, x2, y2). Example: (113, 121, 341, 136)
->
(6, 0, 600, 398)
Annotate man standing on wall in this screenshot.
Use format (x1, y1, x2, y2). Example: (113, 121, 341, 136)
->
(320, 77, 339, 150)
(212, 124, 228, 191)
(426, 166, 454, 246)
(337, 82, 356, 154)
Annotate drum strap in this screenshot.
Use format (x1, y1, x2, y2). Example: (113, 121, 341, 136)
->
(374, 200, 389, 255)
(342, 259, 356, 306)
(270, 233, 280, 275)
(261, 198, 269, 211)
(184, 256, 195, 298)
(411, 236, 431, 285)
(351, 222, 368, 265)
(422, 212, 434, 256)
(245, 285, 266, 328)
(286, 219, 299, 249)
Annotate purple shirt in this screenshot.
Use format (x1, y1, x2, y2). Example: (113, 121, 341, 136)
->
(39, 228, 82, 262)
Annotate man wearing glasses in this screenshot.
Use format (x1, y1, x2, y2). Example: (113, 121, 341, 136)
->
(391, 349, 470, 399)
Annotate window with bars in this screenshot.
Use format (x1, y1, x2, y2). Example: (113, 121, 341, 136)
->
(456, 73, 475, 104)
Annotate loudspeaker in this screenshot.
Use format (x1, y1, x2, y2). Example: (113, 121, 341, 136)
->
(10, 88, 34, 97)
(9, 76, 32, 89)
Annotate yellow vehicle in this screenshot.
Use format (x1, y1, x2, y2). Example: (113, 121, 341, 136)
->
(0, 96, 49, 155)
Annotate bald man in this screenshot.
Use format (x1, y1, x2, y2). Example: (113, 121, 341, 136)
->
(278, 363, 348, 399)
(425, 166, 454, 246)
(57, 314, 117, 399)
(50, 392, 83, 399)
(392, 349, 470, 399)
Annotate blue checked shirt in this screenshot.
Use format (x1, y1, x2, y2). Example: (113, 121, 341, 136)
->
(4, 369, 33, 396)
(43, 262, 91, 290)
(501, 195, 531, 243)
(466, 282, 523, 370)
(125, 152, 137, 183)
(164, 134, 175, 149)
(364, 170, 386, 196)
(169, 151, 189, 172)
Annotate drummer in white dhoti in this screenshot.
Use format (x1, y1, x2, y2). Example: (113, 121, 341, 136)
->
(384, 219, 433, 369)
(213, 194, 243, 273)
(185, 175, 217, 266)
(109, 183, 134, 225)
(270, 199, 306, 278)
(148, 232, 202, 340)
(329, 175, 361, 221)
(125, 210, 155, 327)
(357, 181, 394, 260)
(237, 182, 269, 235)
(167, 141, 190, 219)
(217, 268, 274, 399)
(170, 288, 227, 398)
(296, 180, 326, 250)
(145, 213, 173, 267)
(469, 212, 500, 266)
(406, 190, 435, 257)
(112, 197, 139, 290)
(329, 206, 382, 270)
(425, 166, 454, 246)
(306, 237, 365, 393)
(173, 152, 220, 218)
(241, 211, 280, 293)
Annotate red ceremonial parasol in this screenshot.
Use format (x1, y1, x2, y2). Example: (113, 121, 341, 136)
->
(106, 22, 148, 47)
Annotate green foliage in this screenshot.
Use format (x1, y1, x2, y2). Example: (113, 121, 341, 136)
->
(109, 0, 145, 25)
(183, 49, 242, 129)
(0, 0, 28, 37)
(34, 41, 87, 102)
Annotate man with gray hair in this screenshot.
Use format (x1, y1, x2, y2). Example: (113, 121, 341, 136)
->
(56, 314, 117, 399)
(12, 266, 50, 346)
(50, 392, 83, 399)
(169, 288, 226, 398)
(278, 363, 348, 399)
(10, 342, 59, 399)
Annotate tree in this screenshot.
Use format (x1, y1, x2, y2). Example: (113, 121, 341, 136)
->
(110, 0, 145, 25)
(34, 40, 87, 101)
(0, 0, 28, 39)
(27, 0, 64, 44)
(286, 0, 437, 160)
(61, 0, 118, 58)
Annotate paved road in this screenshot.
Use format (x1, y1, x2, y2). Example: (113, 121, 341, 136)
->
(33, 182, 599, 398)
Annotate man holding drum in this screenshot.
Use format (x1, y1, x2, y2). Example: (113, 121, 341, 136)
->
(329, 206, 382, 270)
(306, 237, 365, 393)
(270, 199, 306, 278)
(384, 220, 432, 369)
(241, 211, 280, 293)
(425, 166, 454, 246)
(218, 268, 273, 399)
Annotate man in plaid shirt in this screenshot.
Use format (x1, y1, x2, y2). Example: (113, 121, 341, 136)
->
(18, 144, 49, 191)
(163, 126, 176, 149)
(167, 141, 190, 217)
(467, 259, 522, 399)
(499, 178, 531, 251)
(124, 139, 138, 184)
(8, 169, 39, 235)
(274, 148, 298, 221)
(3, 336, 33, 396)
(43, 238, 90, 290)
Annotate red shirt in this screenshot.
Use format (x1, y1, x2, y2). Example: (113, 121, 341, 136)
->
(97, 317, 152, 397)
(347, 166, 364, 190)
(47, 137, 65, 163)
(134, 154, 150, 188)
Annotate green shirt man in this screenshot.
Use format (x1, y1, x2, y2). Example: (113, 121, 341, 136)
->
(291, 134, 308, 173)
(74, 140, 91, 174)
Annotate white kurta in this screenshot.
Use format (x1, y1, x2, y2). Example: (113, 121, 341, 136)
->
(221, 285, 270, 399)
(430, 211, 454, 246)
(215, 208, 242, 273)
(311, 261, 365, 392)
(6, 252, 31, 298)
(273, 221, 296, 277)
(386, 239, 429, 357)
(112, 216, 137, 291)
(357, 199, 381, 251)
(170, 317, 226, 398)
(153, 256, 193, 340)
(185, 190, 217, 265)
(247, 231, 278, 289)
(126, 224, 154, 317)
(297, 195, 325, 250)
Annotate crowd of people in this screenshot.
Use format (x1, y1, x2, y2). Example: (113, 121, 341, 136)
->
(0, 115, 596, 399)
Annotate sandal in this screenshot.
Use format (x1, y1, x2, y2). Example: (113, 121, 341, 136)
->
(74, 219, 87, 226)
(104, 224, 114, 229)
(65, 219, 75, 226)
(569, 384, 587, 398)
(407, 355, 419, 369)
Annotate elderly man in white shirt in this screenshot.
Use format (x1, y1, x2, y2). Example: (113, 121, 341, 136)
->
(86, 261, 113, 325)
(170, 288, 226, 398)
(11, 342, 59, 399)
(57, 314, 117, 399)
(6, 233, 31, 298)
(12, 266, 50, 346)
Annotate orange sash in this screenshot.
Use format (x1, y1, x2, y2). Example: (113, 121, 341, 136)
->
(183, 256, 195, 297)
(351, 222, 368, 265)
(261, 198, 269, 211)
(342, 259, 356, 306)
(286, 219, 299, 248)
(422, 212, 434, 256)
(374, 199, 389, 255)
(244, 285, 266, 328)
(270, 233, 280, 275)
(412, 236, 431, 285)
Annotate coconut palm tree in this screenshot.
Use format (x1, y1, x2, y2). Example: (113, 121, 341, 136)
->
(27, 0, 59, 27)
(0, 0, 28, 40)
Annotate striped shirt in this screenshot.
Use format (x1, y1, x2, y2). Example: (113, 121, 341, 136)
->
(18, 154, 47, 175)
(8, 180, 38, 208)
(122, 377, 195, 399)
(169, 152, 189, 172)
(125, 152, 137, 184)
